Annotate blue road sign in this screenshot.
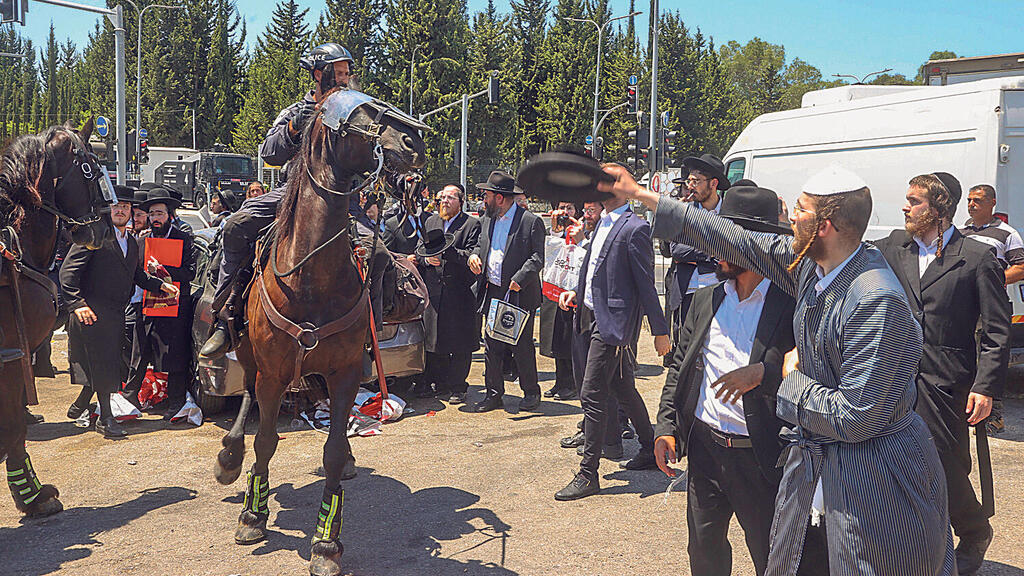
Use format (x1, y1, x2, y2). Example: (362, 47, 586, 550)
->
(138, 128, 148, 139)
(585, 135, 594, 145)
(628, 75, 638, 86)
(95, 116, 109, 138)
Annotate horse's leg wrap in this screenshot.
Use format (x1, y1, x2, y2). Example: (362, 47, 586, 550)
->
(7, 454, 46, 511)
(312, 485, 345, 544)
(241, 467, 270, 516)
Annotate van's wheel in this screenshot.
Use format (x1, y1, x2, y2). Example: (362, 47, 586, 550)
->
(196, 387, 227, 415)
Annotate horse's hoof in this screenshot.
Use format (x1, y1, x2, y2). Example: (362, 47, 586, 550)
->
(309, 539, 344, 576)
(215, 454, 243, 485)
(235, 510, 268, 545)
(23, 486, 63, 518)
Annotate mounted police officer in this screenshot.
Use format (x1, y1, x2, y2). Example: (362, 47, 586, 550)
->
(202, 42, 364, 358)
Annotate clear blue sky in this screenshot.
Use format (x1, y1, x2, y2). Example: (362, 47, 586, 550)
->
(16, 0, 1022, 79)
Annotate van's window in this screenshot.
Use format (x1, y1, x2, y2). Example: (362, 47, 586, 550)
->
(725, 158, 746, 183)
(214, 156, 255, 176)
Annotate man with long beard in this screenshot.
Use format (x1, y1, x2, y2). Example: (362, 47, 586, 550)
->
(872, 173, 1009, 576)
(413, 184, 482, 404)
(600, 164, 955, 575)
(124, 188, 197, 419)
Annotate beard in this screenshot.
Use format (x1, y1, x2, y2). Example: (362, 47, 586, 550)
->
(484, 202, 497, 219)
(905, 209, 941, 239)
(440, 202, 459, 221)
(150, 220, 168, 235)
(715, 261, 746, 282)
(788, 217, 823, 273)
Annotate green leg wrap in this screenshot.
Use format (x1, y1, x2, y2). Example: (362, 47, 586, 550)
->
(7, 454, 44, 508)
(313, 487, 344, 543)
(242, 469, 269, 515)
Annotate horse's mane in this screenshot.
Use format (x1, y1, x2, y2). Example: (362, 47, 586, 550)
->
(0, 126, 62, 230)
(275, 87, 352, 237)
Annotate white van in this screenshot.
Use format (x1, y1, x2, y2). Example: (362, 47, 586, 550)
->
(722, 77, 1024, 354)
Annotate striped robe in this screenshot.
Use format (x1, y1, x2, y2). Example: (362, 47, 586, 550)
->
(652, 198, 955, 576)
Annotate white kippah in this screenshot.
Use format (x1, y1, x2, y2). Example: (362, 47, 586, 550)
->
(802, 165, 868, 196)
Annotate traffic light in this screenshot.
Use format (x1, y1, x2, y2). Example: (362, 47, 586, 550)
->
(626, 84, 638, 115)
(452, 140, 461, 168)
(627, 128, 650, 174)
(593, 136, 604, 162)
(139, 138, 149, 165)
(487, 74, 500, 105)
(1, 0, 23, 24)
(583, 143, 593, 157)
(663, 130, 679, 168)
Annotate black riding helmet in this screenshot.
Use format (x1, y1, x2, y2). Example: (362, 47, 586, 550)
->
(300, 43, 355, 92)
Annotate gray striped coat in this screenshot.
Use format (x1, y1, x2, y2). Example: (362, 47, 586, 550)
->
(651, 198, 955, 576)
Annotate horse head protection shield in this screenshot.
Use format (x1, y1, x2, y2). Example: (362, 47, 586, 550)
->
(47, 129, 117, 227)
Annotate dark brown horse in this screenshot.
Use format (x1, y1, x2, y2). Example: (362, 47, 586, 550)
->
(213, 90, 426, 576)
(1, 120, 115, 518)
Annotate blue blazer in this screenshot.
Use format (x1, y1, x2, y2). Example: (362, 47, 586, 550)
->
(575, 208, 669, 347)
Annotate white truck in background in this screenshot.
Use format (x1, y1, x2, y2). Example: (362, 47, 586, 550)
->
(721, 77, 1024, 356)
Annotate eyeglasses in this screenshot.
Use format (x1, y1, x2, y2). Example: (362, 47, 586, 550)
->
(583, 208, 600, 215)
(684, 177, 707, 187)
(148, 209, 168, 217)
(791, 205, 816, 216)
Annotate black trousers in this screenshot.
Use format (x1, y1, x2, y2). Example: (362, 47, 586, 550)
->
(571, 307, 621, 446)
(686, 421, 776, 576)
(122, 301, 142, 383)
(482, 284, 539, 398)
(578, 317, 654, 478)
(553, 357, 574, 391)
(425, 351, 472, 394)
(940, 441, 990, 543)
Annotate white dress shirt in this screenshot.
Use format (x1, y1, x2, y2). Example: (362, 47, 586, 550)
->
(114, 226, 129, 257)
(443, 211, 461, 233)
(686, 196, 723, 294)
(583, 203, 629, 310)
(694, 277, 771, 435)
(913, 225, 955, 279)
(486, 202, 518, 286)
(809, 245, 861, 524)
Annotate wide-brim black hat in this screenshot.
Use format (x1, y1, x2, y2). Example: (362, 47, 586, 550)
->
(677, 154, 729, 190)
(415, 230, 456, 258)
(140, 186, 182, 211)
(113, 185, 138, 204)
(720, 186, 792, 235)
(475, 170, 521, 196)
(516, 151, 614, 204)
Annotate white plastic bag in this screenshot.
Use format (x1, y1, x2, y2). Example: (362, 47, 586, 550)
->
(170, 392, 203, 426)
(542, 236, 585, 300)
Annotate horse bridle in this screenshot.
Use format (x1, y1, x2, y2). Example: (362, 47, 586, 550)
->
(40, 130, 115, 228)
(304, 104, 390, 199)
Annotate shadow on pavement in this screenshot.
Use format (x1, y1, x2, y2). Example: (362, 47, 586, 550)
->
(228, 467, 518, 575)
(0, 487, 198, 575)
(983, 561, 1024, 575)
(599, 468, 684, 499)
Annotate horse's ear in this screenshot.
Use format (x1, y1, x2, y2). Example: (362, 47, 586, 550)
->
(78, 117, 94, 142)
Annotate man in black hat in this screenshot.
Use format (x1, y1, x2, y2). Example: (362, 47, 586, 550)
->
(661, 153, 729, 366)
(467, 170, 546, 412)
(653, 186, 799, 575)
(412, 184, 482, 404)
(62, 194, 178, 437)
(872, 172, 1009, 576)
(123, 187, 198, 418)
(120, 186, 148, 382)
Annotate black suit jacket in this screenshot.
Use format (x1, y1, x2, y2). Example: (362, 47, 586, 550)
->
(654, 281, 796, 482)
(383, 210, 432, 255)
(473, 205, 546, 313)
(416, 211, 482, 353)
(873, 229, 1010, 452)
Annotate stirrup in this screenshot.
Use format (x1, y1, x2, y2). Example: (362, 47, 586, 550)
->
(0, 348, 24, 364)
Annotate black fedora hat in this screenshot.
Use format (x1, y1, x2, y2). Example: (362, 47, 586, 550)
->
(720, 186, 792, 235)
(475, 170, 520, 196)
(140, 186, 182, 211)
(131, 189, 149, 205)
(415, 220, 456, 258)
(112, 185, 137, 204)
(515, 150, 614, 204)
(677, 154, 730, 190)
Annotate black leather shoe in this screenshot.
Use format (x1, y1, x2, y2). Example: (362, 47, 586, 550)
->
(519, 394, 541, 411)
(413, 383, 435, 398)
(543, 386, 559, 398)
(24, 408, 44, 426)
(472, 395, 503, 413)
(621, 450, 658, 470)
(447, 392, 466, 405)
(553, 388, 578, 401)
(199, 326, 230, 359)
(163, 401, 186, 421)
(956, 525, 993, 576)
(576, 443, 624, 460)
(560, 431, 585, 449)
(555, 473, 600, 501)
(67, 403, 89, 420)
(95, 417, 127, 438)
(621, 425, 636, 440)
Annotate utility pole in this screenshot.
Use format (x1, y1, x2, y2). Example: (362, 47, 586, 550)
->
(33, 0, 128, 183)
(420, 73, 500, 190)
(649, 0, 659, 179)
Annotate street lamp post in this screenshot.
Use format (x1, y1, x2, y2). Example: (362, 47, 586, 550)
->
(122, 0, 184, 171)
(409, 44, 421, 115)
(563, 10, 641, 145)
